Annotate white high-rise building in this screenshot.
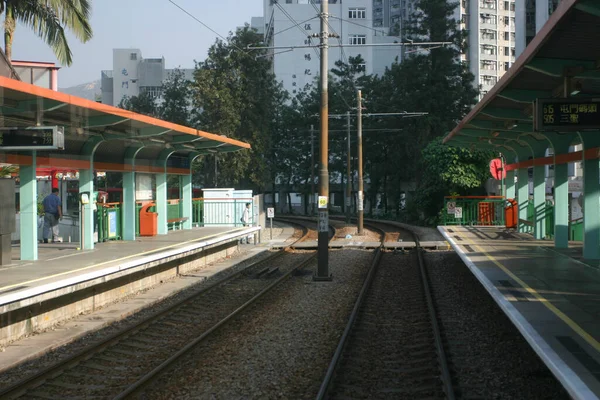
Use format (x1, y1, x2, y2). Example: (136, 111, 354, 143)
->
(515, 0, 561, 57)
(260, 0, 400, 96)
(454, 0, 517, 97)
(101, 49, 194, 106)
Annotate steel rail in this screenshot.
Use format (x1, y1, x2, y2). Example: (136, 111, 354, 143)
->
(315, 222, 385, 400)
(114, 218, 336, 399)
(412, 231, 456, 400)
(0, 222, 310, 400)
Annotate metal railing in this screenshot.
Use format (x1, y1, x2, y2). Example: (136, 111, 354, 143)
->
(443, 196, 506, 226)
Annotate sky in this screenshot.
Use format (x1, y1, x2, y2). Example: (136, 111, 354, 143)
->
(10, 0, 263, 88)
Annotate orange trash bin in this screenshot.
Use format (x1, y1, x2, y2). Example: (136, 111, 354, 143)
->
(505, 199, 518, 229)
(139, 202, 158, 236)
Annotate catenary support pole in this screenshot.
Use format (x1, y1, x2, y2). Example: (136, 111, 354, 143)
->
(315, 0, 331, 281)
(346, 111, 351, 223)
(357, 89, 364, 235)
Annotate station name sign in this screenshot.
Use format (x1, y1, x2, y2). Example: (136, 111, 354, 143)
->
(535, 98, 600, 131)
(0, 126, 65, 150)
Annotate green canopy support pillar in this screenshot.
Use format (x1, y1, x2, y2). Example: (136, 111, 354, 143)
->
(520, 135, 549, 240)
(19, 152, 37, 260)
(156, 149, 176, 235)
(79, 137, 103, 250)
(509, 142, 532, 233)
(579, 133, 600, 260)
(543, 133, 577, 249)
(181, 174, 193, 229)
(123, 146, 144, 241)
(79, 169, 94, 250)
(506, 169, 516, 199)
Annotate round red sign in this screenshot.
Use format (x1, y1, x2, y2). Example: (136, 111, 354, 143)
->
(489, 158, 505, 180)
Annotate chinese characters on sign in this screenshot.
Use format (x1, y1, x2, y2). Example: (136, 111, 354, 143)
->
(536, 99, 600, 131)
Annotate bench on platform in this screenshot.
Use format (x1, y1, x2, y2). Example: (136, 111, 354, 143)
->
(519, 219, 533, 227)
(167, 217, 189, 230)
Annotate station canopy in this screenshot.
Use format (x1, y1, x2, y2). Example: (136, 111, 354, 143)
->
(0, 76, 250, 172)
(444, 0, 600, 152)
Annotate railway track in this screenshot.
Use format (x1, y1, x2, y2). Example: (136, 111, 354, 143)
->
(0, 220, 334, 400)
(317, 221, 455, 400)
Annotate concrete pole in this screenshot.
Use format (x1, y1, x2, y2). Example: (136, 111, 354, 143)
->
(311, 124, 315, 215)
(315, 0, 331, 281)
(357, 89, 364, 235)
(346, 111, 351, 223)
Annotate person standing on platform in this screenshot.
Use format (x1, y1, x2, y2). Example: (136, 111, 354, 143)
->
(42, 188, 62, 243)
(241, 202, 252, 244)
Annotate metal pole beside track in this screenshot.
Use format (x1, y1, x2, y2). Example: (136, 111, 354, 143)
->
(346, 111, 352, 224)
(357, 89, 364, 235)
(315, 0, 332, 281)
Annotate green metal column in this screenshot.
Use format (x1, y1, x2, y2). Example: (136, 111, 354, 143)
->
(122, 172, 136, 241)
(554, 162, 569, 248)
(578, 133, 600, 260)
(583, 158, 600, 259)
(533, 165, 546, 240)
(506, 169, 516, 199)
(156, 173, 167, 235)
(79, 168, 95, 250)
(181, 174, 193, 229)
(19, 152, 37, 260)
(517, 168, 529, 233)
(543, 133, 575, 249)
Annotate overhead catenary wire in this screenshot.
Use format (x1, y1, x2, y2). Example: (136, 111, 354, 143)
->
(167, 0, 248, 54)
(274, 1, 320, 59)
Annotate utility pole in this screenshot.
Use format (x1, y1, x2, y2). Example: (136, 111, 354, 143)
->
(346, 111, 351, 223)
(357, 89, 364, 235)
(310, 124, 315, 215)
(315, 0, 331, 281)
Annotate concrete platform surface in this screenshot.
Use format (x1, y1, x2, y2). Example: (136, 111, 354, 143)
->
(0, 223, 296, 372)
(438, 225, 600, 400)
(0, 226, 259, 306)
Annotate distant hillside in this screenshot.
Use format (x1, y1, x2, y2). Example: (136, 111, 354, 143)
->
(59, 80, 101, 101)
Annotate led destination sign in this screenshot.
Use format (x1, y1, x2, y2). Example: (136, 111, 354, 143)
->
(0, 126, 65, 150)
(535, 99, 600, 131)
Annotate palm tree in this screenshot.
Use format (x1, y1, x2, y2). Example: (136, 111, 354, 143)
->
(1, 0, 93, 66)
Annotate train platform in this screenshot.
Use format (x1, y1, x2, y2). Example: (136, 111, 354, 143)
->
(438, 225, 600, 400)
(0, 223, 296, 372)
(0, 226, 264, 347)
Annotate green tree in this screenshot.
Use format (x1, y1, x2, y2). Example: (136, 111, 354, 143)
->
(118, 92, 158, 117)
(409, 137, 493, 224)
(160, 68, 191, 126)
(191, 25, 285, 190)
(1, 0, 93, 66)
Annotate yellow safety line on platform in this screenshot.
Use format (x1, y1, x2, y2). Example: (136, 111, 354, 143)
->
(0, 229, 245, 293)
(461, 235, 600, 353)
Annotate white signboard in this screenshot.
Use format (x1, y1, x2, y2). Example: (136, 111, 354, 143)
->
(135, 174, 153, 201)
(454, 207, 463, 219)
(267, 207, 275, 218)
(447, 201, 456, 214)
(318, 196, 328, 209)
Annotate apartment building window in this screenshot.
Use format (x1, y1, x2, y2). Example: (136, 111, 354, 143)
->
(511, 47, 515, 56)
(481, 29, 496, 40)
(504, 31, 509, 40)
(462, 0, 468, 8)
(480, 75, 497, 86)
(480, 0, 495, 9)
(504, 46, 509, 56)
(349, 8, 366, 19)
(504, 1, 509, 9)
(480, 13, 496, 25)
(504, 61, 510, 71)
(356, 63, 366, 73)
(130, 53, 137, 61)
(481, 60, 497, 70)
(141, 86, 162, 98)
(510, 2, 515, 11)
(481, 44, 497, 55)
(349, 34, 367, 45)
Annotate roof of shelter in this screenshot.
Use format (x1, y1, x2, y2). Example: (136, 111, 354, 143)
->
(443, 0, 600, 154)
(0, 76, 250, 169)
